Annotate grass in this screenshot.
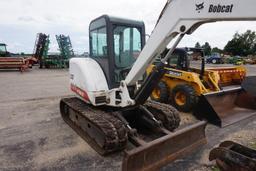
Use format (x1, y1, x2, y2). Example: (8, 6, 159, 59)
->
(211, 165, 221, 171)
(249, 140, 256, 150)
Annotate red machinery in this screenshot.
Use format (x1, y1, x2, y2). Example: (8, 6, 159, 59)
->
(0, 43, 37, 72)
(0, 56, 36, 72)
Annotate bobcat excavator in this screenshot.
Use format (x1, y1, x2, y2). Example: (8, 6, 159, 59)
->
(60, 0, 256, 170)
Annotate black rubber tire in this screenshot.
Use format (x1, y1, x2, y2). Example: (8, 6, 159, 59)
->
(171, 84, 198, 112)
(45, 64, 50, 69)
(39, 61, 43, 69)
(150, 81, 169, 103)
(212, 59, 217, 64)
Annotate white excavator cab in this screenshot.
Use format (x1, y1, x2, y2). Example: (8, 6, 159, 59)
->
(69, 15, 146, 106)
(89, 15, 145, 89)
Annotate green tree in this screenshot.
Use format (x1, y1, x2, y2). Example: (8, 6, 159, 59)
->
(202, 42, 211, 56)
(195, 42, 201, 48)
(224, 30, 256, 56)
(212, 47, 223, 54)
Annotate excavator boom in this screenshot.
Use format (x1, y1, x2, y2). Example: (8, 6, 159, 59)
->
(126, 0, 256, 87)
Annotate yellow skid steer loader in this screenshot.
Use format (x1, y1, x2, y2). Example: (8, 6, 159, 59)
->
(149, 48, 256, 127)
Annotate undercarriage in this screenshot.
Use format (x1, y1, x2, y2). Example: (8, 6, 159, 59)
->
(60, 97, 207, 170)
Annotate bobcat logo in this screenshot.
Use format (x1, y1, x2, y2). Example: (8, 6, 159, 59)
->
(196, 2, 204, 13)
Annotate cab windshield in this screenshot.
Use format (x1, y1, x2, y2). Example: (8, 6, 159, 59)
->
(113, 26, 142, 82)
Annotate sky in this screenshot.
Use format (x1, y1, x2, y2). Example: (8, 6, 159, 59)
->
(1, 0, 256, 54)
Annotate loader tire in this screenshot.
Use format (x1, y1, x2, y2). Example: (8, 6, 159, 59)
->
(171, 84, 198, 112)
(150, 81, 169, 103)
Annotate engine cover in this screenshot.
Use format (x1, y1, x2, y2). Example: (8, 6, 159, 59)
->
(69, 58, 109, 105)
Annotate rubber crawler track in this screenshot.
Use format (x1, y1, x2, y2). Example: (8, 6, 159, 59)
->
(60, 97, 181, 155)
(60, 97, 128, 155)
(144, 100, 180, 131)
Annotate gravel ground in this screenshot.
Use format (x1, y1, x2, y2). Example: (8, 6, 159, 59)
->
(0, 63, 255, 171)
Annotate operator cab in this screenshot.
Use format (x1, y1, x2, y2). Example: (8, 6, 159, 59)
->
(163, 47, 204, 71)
(0, 43, 8, 57)
(89, 15, 145, 88)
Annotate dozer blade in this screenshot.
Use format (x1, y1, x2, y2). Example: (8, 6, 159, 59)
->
(194, 87, 256, 127)
(209, 141, 256, 171)
(122, 121, 207, 171)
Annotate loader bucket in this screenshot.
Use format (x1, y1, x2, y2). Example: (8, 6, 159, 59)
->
(242, 76, 256, 96)
(194, 87, 256, 127)
(122, 121, 207, 171)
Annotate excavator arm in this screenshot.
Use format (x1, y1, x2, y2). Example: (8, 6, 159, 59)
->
(111, 0, 256, 107)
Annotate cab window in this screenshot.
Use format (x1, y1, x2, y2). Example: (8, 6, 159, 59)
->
(114, 26, 141, 68)
(90, 27, 107, 57)
(113, 26, 142, 82)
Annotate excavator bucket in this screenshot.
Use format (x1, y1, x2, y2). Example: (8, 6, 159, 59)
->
(194, 80, 256, 127)
(209, 141, 256, 171)
(122, 121, 207, 171)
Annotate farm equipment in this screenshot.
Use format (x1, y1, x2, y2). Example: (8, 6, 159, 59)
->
(226, 56, 245, 65)
(55, 34, 74, 68)
(33, 33, 73, 68)
(0, 43, 36, 72)
(0, 43, 10, 57)
(206, 53, 224, 64)
(33, 33, 50, 68)
(60, 0, 256, 169)
(244, 56, 256, 65)
(209, 141, 256, 171)
(150, 48, 256, 127)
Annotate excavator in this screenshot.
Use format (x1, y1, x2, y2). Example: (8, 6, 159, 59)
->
(60, 0, 256, 170)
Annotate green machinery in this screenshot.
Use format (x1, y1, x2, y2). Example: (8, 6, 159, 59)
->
(0, 43, 9, 57)
(33, 33, 74, 68)
(226, 56, 245, 65)
(55, 34, 74, 68)
(33, 33, 50, 68)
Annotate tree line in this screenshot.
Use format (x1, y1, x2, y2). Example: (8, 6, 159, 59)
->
(194, 30, 256, 57)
